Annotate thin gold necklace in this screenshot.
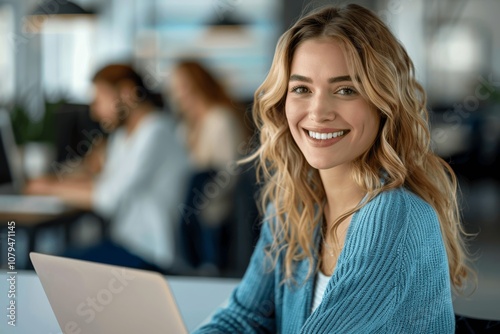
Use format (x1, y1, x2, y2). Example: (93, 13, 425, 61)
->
(322, 238, 341, 257)
(323, 242, 335, 257)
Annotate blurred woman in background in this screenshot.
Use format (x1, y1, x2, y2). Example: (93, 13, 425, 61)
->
(169, 60, 252, 273)
(170, 60, 250, 170)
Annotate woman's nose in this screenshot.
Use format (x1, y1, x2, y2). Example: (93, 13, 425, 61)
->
(308, 92, 336, 122)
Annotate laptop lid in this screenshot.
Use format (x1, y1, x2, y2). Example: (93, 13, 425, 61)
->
(0, 109, 24, 194)
(30, 252, 188, 334)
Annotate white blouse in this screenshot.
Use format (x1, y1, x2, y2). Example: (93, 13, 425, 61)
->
(93, 113, 191, 268)
(312, 270, 332, 312)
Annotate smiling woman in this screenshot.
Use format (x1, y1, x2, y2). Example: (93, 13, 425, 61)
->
(285, 39, 380, 171)
(194, 3, 472, 334)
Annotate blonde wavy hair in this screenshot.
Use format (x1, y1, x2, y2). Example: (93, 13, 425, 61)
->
(247, 4, 471, 291)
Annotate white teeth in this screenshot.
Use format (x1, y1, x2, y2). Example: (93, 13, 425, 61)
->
(308, 130, 345, 140)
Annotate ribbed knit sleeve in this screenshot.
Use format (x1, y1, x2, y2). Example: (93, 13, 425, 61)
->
(300, 188, 454, 333)
(193, 215, 277, 334)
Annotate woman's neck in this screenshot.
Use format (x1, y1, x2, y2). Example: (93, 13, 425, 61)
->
(319, 164, 366, 226)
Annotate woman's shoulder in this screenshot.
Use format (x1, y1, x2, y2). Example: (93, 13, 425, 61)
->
(207, 105, 243, 129)
(259, 203, 293, 245)
(261, 202, 279, 235)
(368, 187, 437, 218)
(344, 187, 445, 266)
(359, 187, 441, 239)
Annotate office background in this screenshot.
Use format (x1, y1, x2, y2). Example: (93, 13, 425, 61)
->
(0, 0, 498, 291)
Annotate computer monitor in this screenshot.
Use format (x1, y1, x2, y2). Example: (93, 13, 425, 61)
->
(0, 109, 23, 194)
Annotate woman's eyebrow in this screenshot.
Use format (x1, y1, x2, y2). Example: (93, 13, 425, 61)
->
(328, 75, 352, 83)
(289, 74, 352, 83)
(289, 74, 312, 83)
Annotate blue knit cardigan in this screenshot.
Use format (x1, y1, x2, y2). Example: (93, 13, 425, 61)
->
(194, 187, 455, 333)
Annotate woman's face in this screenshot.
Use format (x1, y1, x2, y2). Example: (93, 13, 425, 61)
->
(285, 38, 380, 171)
(90, 81, 121, 131)
(170, 69, 199, 122)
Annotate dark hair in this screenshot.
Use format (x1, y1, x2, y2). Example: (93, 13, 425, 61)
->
(92, 64, 161, 106)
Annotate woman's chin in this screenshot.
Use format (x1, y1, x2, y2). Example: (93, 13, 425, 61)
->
(305, 157, 337, 171)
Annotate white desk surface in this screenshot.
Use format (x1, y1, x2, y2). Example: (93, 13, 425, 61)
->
(0, 270, 239, 334)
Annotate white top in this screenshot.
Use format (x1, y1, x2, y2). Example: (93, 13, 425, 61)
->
(312, 270, 332, 312)
(190, 106, 243, 171)
(93, 112, 191, 268)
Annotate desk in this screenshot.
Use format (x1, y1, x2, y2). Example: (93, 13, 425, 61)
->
(0, 270, 239, 333)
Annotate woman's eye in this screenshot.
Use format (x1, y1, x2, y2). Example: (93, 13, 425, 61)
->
(336, 87, 357, 96)
(290, 86, 310, 94)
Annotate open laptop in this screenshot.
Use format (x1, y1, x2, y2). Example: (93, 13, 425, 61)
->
(30, 252, 188, 334)
(0, 109, 66, 214)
